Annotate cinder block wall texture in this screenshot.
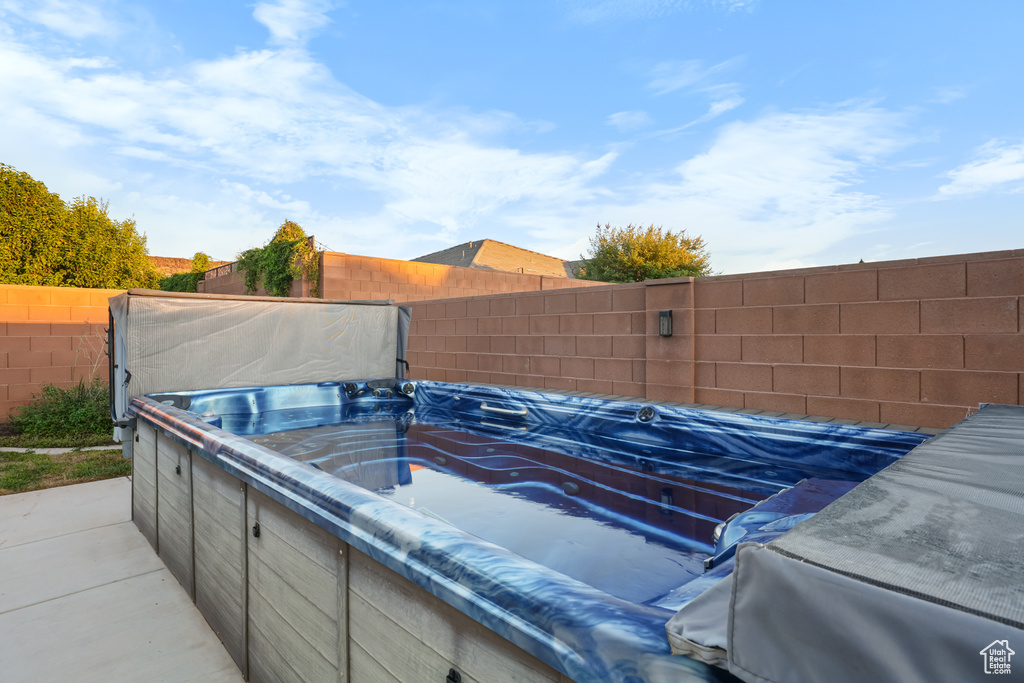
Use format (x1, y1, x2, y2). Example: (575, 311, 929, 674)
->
(0, 284, 120, 420)
(198, 265, 308, 297)
(3, 249, 1022, 430)
(406, 250, 1024, 429)
(406, 285, 649, 397)
(200, 252, 603, 300)
(318, 252, 602, 301)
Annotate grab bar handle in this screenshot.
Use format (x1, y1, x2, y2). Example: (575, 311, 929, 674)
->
(480, 402, 528, 417)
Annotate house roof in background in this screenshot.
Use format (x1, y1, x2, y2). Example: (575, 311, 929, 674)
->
(411, 240, 485, 269)
(412, 239, 576, 278)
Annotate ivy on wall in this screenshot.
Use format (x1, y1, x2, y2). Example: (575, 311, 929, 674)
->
(236, 221, 319, 297)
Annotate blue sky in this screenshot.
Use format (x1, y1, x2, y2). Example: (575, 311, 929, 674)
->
(1, 0, 1022, 274)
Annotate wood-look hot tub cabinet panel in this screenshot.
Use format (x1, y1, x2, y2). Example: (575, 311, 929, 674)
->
(156, 435, 195, 598)
(246, 489, 348, 683)
(192, 454, 248, 675)
(348, 547, 570, 683)
(132, 424, 158, 550)
(129, 425, 584, 683)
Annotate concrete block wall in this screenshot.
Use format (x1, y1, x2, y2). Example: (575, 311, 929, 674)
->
(3, 249, 1021, 430)
(405, 284, 649, 397)
(0, 248, 598, 421)
(198, 265, 308, 297)
(407, 250, 1024, 430)
(686, 252, 1024, 428)
(318, 252, 602, 302)
(0, 284, 120, 419)
(199, 252, 603, 301)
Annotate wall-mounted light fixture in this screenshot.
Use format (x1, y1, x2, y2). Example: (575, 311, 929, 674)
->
(659, 310, 673, 337)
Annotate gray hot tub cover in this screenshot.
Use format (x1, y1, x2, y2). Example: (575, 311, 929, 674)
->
(668, 403, 1024, 683)
(110, 290, 410, 425)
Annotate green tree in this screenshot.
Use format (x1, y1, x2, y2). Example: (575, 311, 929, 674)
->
(236, 221, 319, 297)
(0, 164, 160, 289)
(159, 252, 214, 293)
(190, 251, 212, 274)
(62, 196, 160, 289)
(0, 165, 74, 286)
(577, 223, 713, 283)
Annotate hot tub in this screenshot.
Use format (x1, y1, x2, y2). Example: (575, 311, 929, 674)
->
(127, 379, 929, 682)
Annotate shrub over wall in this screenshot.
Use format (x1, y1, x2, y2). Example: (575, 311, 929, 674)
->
(0, 163, 160, 289)
(578, 223, 713, 283)
(160, 252, 212, 292)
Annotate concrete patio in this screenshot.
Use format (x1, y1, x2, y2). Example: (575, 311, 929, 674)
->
(0, 478, 243, 683)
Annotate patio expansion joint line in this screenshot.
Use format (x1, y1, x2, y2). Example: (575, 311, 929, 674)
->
(0, 566, 167, 617)
(0, 519, 131, 551)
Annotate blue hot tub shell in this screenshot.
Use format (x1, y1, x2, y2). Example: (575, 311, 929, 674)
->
(130, 379, 930, 683)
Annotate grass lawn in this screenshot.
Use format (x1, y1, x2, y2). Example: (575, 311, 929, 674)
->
(0, 447, 130, 495)
(2, 378, 117, 449)
(0, 421, 117, 450)
(0, 378, 128, 495)
(0, 431, 117, 449)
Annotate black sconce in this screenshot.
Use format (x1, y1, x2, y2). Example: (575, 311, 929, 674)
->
(659, 310, 673, 337)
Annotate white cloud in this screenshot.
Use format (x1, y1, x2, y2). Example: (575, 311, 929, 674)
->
(607, 110, 653, 131)
(565, 0, 756, 23)
(663, 108, 905, 252)
(122, 189, 276, 259)
(0, 11, 910, 276)
(644, 58, 745, 135)
(252, 0, 336, 46)
(930, 85, 970, 104)
(0, 32, 617, 260)
(530, 104, 909, 273)
(63, 56, 115, 69)
(700, 96, 744, 120)
(0, 0, 117, 38)
(712, 0, 758, 9)
(656, 95, 745, 134)
(647, 57, 742, 95)
(937, 140, 1024, 197)
(648, 60, 706, 94)
(220, 180, 314, 215)
(658, 106, 905, 266)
